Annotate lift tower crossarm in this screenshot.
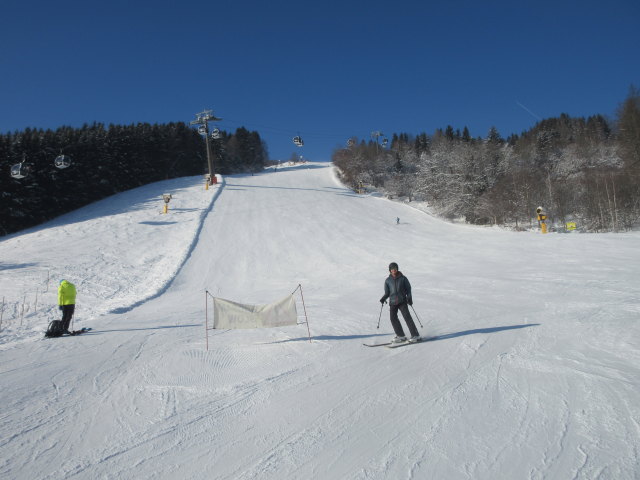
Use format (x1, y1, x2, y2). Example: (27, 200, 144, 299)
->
(191, 109, 222, 184)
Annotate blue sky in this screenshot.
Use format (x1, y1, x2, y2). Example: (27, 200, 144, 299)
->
(1, 0, 639, 161)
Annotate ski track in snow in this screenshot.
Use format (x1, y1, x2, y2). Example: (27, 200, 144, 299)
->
(1, 162, 639, 479)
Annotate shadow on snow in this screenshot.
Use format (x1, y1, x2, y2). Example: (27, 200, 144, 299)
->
(266, 323, 540, 344)
(430, 323, 540, 341)
(85, 324, 201, 334)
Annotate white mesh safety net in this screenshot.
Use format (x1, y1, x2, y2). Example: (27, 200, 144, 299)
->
(213, 294, 298, 329)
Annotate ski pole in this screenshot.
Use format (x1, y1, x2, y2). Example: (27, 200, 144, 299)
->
(409, 304, 424, 328)
(376, 302, 385, 329)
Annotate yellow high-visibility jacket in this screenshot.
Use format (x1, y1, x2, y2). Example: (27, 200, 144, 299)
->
(58, 280, 77, 305)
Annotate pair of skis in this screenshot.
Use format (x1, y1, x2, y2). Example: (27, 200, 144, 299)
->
(68, 327, 92, 336)
(363, 337, 432, 349)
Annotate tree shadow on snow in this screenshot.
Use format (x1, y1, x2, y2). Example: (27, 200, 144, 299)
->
(138, 221, 178, 226)
(224, 183, 349, 195)
(0, 262, 40, 271)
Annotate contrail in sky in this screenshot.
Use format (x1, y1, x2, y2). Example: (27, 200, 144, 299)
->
(516, 101, 542, 121)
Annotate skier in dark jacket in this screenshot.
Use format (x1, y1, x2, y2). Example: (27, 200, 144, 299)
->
(380, 262, 420, 343)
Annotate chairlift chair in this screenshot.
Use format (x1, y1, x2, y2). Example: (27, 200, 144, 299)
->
(198, 125, 207, 136)
(54, 154, 71, 169)
(293, 136, 304, 147)
(10, 163, 29, 179)
(211, 128, 221, 139)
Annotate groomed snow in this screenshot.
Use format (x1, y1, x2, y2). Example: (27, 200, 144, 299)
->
(1, 162, 639, 479)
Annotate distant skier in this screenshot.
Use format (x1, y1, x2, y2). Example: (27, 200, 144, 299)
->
(396, 217, 400, 225)
(58, 279, 77, 334)
(379, 262, 420, 343)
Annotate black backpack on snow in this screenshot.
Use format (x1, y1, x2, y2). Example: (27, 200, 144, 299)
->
(45, 320, 65, 338)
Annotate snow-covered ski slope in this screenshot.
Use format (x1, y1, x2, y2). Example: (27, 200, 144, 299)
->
(1, 162, 639, 479)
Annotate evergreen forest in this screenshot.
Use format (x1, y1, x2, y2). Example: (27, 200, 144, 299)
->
(0, 122, 268, 236)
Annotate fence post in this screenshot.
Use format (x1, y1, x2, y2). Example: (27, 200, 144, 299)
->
(20, 295, 26, 326)
(205, 290, 209, 351)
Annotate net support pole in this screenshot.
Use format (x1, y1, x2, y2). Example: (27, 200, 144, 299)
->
(204, 290, 217, 350)
(292, 284, 311, 343)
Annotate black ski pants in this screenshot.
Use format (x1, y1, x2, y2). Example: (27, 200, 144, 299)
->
(389, 302, 419, 338)
(61, 304, 75, 331)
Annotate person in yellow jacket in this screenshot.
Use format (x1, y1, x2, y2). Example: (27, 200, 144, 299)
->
(58, 280, 77, 334)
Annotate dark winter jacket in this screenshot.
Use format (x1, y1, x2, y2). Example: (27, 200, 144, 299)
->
(380, 271, 412, 306)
